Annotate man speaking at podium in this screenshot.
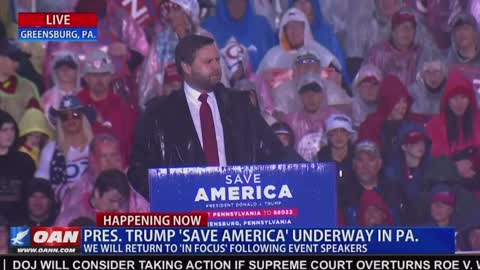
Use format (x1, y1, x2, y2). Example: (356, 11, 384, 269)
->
(129, 35, 301, 199)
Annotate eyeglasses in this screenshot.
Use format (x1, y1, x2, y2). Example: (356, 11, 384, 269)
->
(296, 58, 320, 65)
(59, 110, 82, 122)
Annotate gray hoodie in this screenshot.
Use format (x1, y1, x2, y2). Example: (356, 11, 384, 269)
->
(409, 49, 448, 115)
(352, 64, 383, 128)
(447, 12, 480, 67)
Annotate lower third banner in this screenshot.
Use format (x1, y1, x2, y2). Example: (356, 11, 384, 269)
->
(3, 256, 480, 270)
(80, 227, 455, 254)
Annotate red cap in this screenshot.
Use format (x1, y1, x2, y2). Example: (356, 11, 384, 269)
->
(404, 131, 425, 144)
(432, 192, 456, 206)
(164, 63, 182, 84)
(391, 11, 417, 29)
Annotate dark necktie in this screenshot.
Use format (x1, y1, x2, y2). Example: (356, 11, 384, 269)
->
(198, 93, 220, 166)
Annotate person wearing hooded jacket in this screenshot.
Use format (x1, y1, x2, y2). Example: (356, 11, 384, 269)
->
(448, 12, 480, 68)
(447, 11, 480, 103)
(408, 49, 448, 117)
(0, 109, 35, 223)
(283, 76, 336, 161)
(357, 190, 396, 227)
(257, 8, 340, 76)
(41, 51, 81, 127)
(18, 108, 53, 167)
(384, 122, 432, 225)
(288, 0, 351, 85)
(352, 64, 383, 128)
(0, 39, 40, 124)
(364, 8, 423, 86)
(358, 74, 425, 161)
(203, 0, 275, 71)
(426, 68, 480, 158)
(15, 178, 58, 226)
(270, 51, 351, 119)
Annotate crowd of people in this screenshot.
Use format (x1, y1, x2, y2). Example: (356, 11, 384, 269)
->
(2, 0, 480, 252)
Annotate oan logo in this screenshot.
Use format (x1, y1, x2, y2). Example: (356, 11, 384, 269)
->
(31, 227, 81, 247)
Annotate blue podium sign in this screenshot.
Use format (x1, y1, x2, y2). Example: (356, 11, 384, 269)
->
(149, 163, 337, 228)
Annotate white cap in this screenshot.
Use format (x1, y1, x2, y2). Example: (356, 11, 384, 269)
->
(83, 50, 114, 75)
(325, 114, 356, 134)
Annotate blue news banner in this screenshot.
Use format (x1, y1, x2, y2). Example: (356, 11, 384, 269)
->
(80, 228, 455, 254)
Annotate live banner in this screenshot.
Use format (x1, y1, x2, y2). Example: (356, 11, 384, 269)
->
(149, 163, 337, 228)
(3, 256, 480, 270)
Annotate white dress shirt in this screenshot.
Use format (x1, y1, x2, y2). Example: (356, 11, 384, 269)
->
(184, 82, 227, 166)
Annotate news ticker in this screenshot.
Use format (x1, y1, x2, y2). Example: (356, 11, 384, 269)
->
(9, 227, 455, 254)
(1, 256, 480, 270)
(17, 13, 98, 42)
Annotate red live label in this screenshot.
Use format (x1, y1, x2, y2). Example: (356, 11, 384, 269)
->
(31, 227, 81, 247)
(18, 13, 98, 27)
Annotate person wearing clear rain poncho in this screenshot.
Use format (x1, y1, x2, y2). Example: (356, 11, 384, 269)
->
(41, 51, 82, 127)
(352, 64, 383, 128)
(447, 11, 480, 105)
(345, 0, 437, 77)
(448, 12, 480, 68)
(283, 76, 337, 161)
(364, 8, 424, 86)
(271, 51, 351, 119)
(408, 50, 448, 117)
(257, 7, 340, 76)
(221, 37, 280, 124)
(288, 0, 351, 85)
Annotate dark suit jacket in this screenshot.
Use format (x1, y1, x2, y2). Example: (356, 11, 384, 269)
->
(128, 85, 303, 199)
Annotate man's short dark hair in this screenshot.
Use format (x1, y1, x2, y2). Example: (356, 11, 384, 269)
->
(94, 169, 130, 198)
(175, 35, 215, 77)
